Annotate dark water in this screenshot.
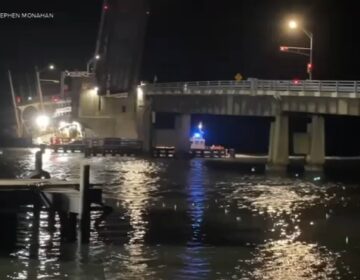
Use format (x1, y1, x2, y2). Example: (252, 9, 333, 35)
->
(0, 149, 360, 279)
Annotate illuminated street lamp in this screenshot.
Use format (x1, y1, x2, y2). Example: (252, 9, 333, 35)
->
(288, 20, 298, 29)
(87, 54, 101, 73)
(35, 64, 56, 111)
(37, 64, 55, 73)
(280, 19, 314, 80)
(93, 86, 99, 94)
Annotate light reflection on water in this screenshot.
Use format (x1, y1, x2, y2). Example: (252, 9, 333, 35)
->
(178, 160, 210, 280)
(0, 149, 359, 279)
(239, 240, 343, 280)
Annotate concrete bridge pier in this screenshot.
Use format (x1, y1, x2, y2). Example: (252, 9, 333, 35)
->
(305, 115, 325, 172)
(267, 114, 289, 173)
(137, 100, 153, 153)
(175, 114, 191, 157)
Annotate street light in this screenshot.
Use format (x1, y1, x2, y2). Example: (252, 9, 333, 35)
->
(35, 64, 56, 111)
(280, 19, 314, 80)
(288, 20, 298, 29)
(37, 64, 55, 73)
(87, 55, 101, 73)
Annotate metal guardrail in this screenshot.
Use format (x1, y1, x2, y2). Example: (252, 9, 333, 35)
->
(145, 80, 360, 94)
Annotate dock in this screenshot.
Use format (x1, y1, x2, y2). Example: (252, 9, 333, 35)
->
(189, 149, 227, 158)
(152, 146, 230, 158)
(0, 163, 108, 243)
(152, 146, 176, 158)
(49, 138, 143, 157)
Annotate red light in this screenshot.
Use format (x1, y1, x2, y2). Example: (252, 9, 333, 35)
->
(104, 5, 109, 10)
(292, 79, 300, 85)
(307, 63, 312, 73)
(280, 46, 288, 52)
(51, 96, 60, 103)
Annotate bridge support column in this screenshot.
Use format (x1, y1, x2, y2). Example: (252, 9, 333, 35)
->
(305, 115, 325, 172)
(175, 114, 191, 157)
(267, 114, 289, 172)
(137, 99, 153, 153)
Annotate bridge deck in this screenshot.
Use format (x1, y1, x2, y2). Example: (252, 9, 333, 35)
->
(145, 79, 360, 98)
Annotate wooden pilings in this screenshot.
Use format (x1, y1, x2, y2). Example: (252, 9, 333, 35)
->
(79, 164, 90, 243)
(152, 147, 175, 158)
(59, 212, 77, 242)
(0, 160, 108, 245)
(51, 164, 92, 243)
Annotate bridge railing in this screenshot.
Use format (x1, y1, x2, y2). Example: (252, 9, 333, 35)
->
(17, 96, 71, 106)
(257, 80, 360, 93)
(146, 80, 252, 89)
(145, 80, 360, 94)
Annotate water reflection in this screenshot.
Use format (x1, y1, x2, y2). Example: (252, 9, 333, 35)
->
(187, 160, 206, 243)
(229, 182, 354, 279)
(111, 160, 159, 279)
(0, 150, 359, 279)
(177, 160, 209, 280)
(240, 240, 343, 280)
(8, 210, 62, 279)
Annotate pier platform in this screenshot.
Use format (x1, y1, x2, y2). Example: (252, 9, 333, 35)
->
(152, 147, 229, 158)
(0, 164, 108, 243)
(49, 138, 143, 157)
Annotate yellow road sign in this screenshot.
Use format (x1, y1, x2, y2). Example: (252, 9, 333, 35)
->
(234, 73, 243, 81)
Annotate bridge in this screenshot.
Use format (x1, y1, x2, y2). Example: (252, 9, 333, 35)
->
(74, 0, 359, 173)
(146, 79, 360, 96)
(136, 79, 360, 172)
(76, 78, 360, 171)
(144, 79, 360, 116)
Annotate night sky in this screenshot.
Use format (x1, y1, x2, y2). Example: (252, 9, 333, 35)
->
(1, 1, 359, 90)
(1, 0, 360, 153)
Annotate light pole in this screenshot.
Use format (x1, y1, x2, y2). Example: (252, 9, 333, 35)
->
(8, 70, 22, 137)
(35, 64, 55, 111)
(86, 54, 100, 73)
(280, 20, 313, 80)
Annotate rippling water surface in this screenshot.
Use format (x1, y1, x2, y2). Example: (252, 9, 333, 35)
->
(0, 148, 360, 279)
